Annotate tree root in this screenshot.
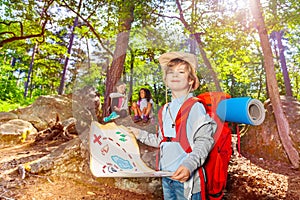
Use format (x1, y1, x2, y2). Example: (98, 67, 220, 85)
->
(34, 114, 77, 143)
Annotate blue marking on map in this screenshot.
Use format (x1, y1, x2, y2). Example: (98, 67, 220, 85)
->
(111, 155, 133, 169)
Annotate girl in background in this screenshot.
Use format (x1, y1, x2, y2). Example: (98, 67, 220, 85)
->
(131, 88, 154, 123)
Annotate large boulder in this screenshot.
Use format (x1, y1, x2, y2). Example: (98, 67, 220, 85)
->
(241, 96, 300, 165)
(72, 86, 101, 135)
(0, 112, 18, 124)
(11, 95, 74, 131)
(0, 119, 37, 148)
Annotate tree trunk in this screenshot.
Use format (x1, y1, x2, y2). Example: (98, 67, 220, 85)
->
(58, 16, 79, 95)
(128, 49, 134, 106)
(103, 5, 134, 118)
(249, 0, 299, 168)
(24, 43, 37, 98)
(86, 37, 91, 69)
(274, 31, 293, 96)
(193, 33, 222, 91)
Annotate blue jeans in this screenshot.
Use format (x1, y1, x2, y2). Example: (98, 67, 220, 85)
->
(162, 177, 201, 200)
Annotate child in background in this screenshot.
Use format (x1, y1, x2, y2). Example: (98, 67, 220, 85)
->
(104, 81, 128, 122)
(129, 52, 217, 200)
(131, 88, 154, 123)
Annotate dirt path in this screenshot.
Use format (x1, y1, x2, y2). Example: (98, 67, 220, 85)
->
(1, 139, 299, 200)
(0, 140, 157, 200)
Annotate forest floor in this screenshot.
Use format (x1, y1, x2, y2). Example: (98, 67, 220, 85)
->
(0, 138, 300, 200)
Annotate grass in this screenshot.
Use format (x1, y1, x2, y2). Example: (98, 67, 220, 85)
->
(0, 99, 35, 112)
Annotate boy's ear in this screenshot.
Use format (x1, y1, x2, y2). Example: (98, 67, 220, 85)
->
(189, 80, 194, 85)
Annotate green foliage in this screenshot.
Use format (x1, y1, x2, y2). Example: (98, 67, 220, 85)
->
(0, 0, 299, 113)
(0, 98, 35, 112)
(0, 60, 37, 111)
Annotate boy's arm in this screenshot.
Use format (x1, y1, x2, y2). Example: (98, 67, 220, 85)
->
(182, 122, 216, 174)
(172, 121, 215, 182)
(128, 126, 162, 148)
(109, 92, 125, 98)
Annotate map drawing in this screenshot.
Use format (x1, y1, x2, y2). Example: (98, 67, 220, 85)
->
(89, 121, 173, 177)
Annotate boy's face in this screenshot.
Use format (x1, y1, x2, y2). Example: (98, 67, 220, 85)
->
(116, 84, 126, 94)
(165, 64, 190, 92)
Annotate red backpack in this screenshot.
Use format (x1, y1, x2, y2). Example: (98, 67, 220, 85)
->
(158, 92, 235, 200)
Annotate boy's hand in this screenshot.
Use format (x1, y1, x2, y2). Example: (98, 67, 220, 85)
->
(114, 106, 120, 111)
(171, 165, 190, 183)
(127, 126, 140, 138)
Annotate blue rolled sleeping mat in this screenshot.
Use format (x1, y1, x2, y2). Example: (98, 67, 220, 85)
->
(216, 97, 265, 125)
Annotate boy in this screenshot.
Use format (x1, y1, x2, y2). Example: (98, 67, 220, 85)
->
(129, 52, 217, 200)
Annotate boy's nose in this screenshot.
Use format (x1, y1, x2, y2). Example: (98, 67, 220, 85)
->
(172, 71, 179, 77)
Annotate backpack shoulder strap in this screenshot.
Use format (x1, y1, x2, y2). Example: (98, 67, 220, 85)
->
(176, 97, 206, 199)
(174, 97, 200, 153)
(158, 104, 167, 141)
(158, 97, 200, 151)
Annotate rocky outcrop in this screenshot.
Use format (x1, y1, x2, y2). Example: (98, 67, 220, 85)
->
(241, 96, 300, 165)
(11, 95, 74, 131)
(0, 88, 100, 142)
(0, 119, 37, 148)
(0, 112, 18, 124)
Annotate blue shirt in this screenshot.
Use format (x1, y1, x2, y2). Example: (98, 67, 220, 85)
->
(163, 93, 206, 138)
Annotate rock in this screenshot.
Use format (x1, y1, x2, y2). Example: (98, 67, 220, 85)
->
(1, 91, 161, 197)
(0, 112, 18, 124)
(114, 177, 162, 198)
(23, 137, 88, 174)
(114, 115, 158, 134)
(241, 96, 300, 165)
(72, 86, 101, 134)
(0, 119, 38, 147)
(11, 95, 74, 131)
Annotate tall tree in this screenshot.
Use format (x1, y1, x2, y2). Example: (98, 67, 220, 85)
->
(249, 0, 299, 168)
(24, 43, 37, 98)
(22, 1, 53, 98)
(155, 0, 222, 91)
(273, 31, 293, 96)
(102, 2, 134, 117)
(58, 16, 79, 95)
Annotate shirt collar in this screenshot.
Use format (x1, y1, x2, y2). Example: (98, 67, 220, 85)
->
(170, 93, 193, 105)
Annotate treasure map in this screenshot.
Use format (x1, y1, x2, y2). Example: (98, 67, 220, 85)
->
(89, 121, 173, 177)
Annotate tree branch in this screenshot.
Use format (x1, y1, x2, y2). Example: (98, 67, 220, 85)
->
(59, 0, 113, 57)
(0, 0, 54, 47)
